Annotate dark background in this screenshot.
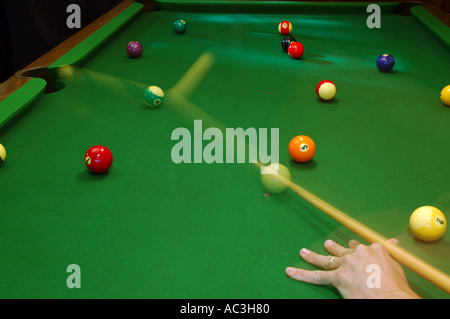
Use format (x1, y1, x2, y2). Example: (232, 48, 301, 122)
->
(0, 0, 449, 83)
(0, 0, 123, 82)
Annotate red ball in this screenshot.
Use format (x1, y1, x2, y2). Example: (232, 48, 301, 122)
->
(85, 145, 113, 174)
(287, 42, 304, 59)
(315, 80, 337, 101)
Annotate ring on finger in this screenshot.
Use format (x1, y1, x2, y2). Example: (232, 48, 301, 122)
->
(328, 256, 335, 270)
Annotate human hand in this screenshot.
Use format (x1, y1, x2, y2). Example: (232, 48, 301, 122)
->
(285, 239, 421, 299)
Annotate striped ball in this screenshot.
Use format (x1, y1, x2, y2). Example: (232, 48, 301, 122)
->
(278, 21, 292, 36)
(316, 80, 336, 101)
(143, 86, 164, 107)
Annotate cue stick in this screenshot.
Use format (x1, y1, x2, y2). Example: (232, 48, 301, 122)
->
(171, 52, 215, 98)
(169, 52, 450, 295)
(255, 162, 450, 295)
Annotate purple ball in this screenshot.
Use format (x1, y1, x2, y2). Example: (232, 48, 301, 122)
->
(127, 41, 143, 58)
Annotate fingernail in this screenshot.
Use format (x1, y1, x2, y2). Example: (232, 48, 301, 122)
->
(286, 267, 296, 274)
(325, 239, 335, 247)
(388, 238, 399, 245)
(300, 248, 310, 256)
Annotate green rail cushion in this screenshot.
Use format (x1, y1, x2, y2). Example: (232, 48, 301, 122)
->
(48, 2, 144, 80)
(0, 78, 47, 131)
(411, 5, 450, 50)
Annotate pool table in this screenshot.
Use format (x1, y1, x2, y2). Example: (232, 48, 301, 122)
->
(0, 0, 449, 300)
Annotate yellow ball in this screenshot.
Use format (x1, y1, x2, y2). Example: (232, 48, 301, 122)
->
(409, 206, 447, 241)
(440, 85, 450, 107)
(0, 143, 6, 165)
(261, 163, 291, 194)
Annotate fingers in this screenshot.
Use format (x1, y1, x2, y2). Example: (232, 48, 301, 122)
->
(285, 267, 334, 286)
(348, 239, 362, 249)
(287, 239, 395, 281)
(298, 239, 356, 271)
(299, 248, 342, 270)
(285, 240, 360, 288)
(324, 239, 353, 257)
(295, 239, 400, 273)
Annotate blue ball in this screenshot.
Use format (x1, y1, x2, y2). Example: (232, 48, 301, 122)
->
(143, 86, 164, 107)
(173, 19, 187, 34)
(377, 54, 395, 72)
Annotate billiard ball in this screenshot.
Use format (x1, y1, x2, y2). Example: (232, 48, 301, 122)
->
(278, 21, 292, 36)
(0, 143, 6, 165)
(316, 80, 336, 101)
(287, 42, 304, 59)
(440, 85, 450, 106)
(288, 135, 316, 163)
(261, 163, 291, 194)
(281, 36, 296, 52)
(85, 145, 113, 174)
(376, 54, 395, 72)
(127, 41, 143, 58)
(409, 206, 447, 241)
(143, 86, 164, 107)
(173, 19, 187, 34)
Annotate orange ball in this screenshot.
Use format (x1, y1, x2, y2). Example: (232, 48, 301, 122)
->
(288, 135, 316, 162)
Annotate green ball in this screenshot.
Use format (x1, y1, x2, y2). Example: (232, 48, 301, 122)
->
(143, 86, 164, 107)
(173, 19, 187, 34)
(261, 163, 291, 194)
